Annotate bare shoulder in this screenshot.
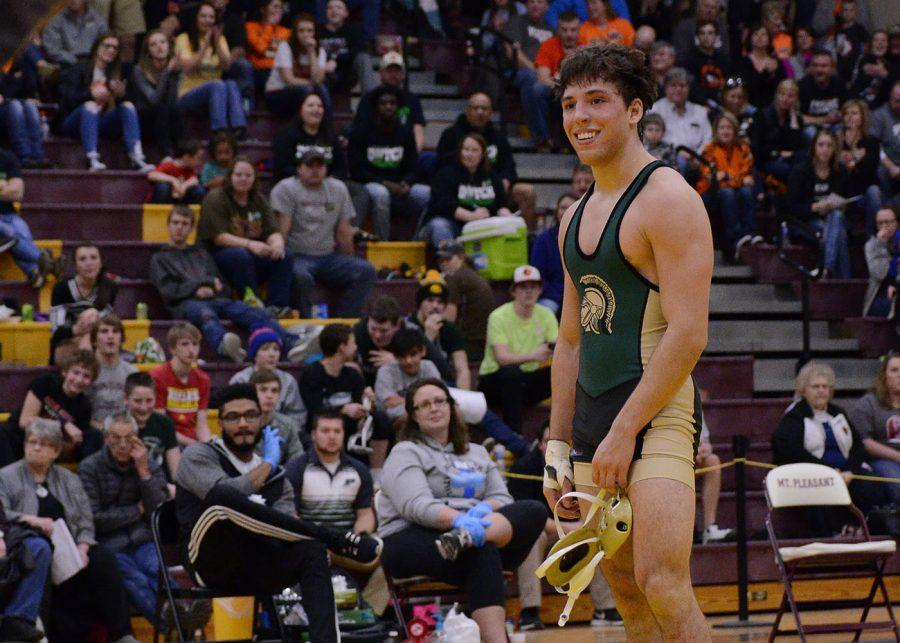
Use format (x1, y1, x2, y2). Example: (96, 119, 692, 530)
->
(639, 167, 707, 229)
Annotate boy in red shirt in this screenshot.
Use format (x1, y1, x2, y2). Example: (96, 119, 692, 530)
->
(148, 140, 205, 204)
(150, 322, 211, 445)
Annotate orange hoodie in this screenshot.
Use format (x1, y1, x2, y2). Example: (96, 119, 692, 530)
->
(245, 22, 291, 69)
(696, 140, 755, 194)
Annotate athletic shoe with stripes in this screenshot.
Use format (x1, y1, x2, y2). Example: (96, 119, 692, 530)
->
(333, 530, 383, 564)
(435, 528, 474, 561)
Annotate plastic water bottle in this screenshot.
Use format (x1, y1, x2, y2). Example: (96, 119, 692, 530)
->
(492, 444, 507, 473)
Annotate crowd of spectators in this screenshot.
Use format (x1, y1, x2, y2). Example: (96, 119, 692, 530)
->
(0, 0, 899, 639)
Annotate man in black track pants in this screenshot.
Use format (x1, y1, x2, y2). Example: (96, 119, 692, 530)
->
(174, 383, 383, 642)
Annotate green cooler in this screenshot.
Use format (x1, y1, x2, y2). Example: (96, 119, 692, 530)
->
(458, 216, 528, 281)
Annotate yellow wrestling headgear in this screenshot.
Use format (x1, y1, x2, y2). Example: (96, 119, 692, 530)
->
(535, 490, 632, 626)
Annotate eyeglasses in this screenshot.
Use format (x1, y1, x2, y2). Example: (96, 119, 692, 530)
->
(413, 398, 450, 412)
(220, 410, 262, 424)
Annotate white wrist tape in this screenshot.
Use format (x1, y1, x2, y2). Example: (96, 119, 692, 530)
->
(543, 439, 574, 491)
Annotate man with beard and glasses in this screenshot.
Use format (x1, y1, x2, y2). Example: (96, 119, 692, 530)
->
(174, 384, 382, 642)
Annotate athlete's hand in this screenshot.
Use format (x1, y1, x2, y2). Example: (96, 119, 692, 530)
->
(592, 429, 633, 493)
(543, 439, 579, 519)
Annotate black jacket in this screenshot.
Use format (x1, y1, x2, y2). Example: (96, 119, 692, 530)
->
(427, 162, 508, 223)
(785, 161, 845, 221)
(772, 398, 868, 473)
(840, 135, 881, 196)
(272, 119, 348, 182)
(149, 244, 224, 312)
(751, 104, 805, 165)
(683, 45, 730, 106)
(348, 120, 418, 185)
(436, 114, 518, 186)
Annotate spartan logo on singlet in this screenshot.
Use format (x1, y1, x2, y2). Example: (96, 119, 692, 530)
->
(579, 275, 615, 334)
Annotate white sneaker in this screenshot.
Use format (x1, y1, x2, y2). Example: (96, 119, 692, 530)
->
(130, 154, 155, 173)
(702, 523, 735, 543)
(591, 608, 624, 626)
(733, 234, 753, 261)
(87, 153, 106, 171)
(217, 332, 247, 363)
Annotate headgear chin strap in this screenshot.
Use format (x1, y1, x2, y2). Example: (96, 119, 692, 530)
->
(535, 490, 632, 626)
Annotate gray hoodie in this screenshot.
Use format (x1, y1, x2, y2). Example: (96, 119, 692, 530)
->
(377, 435, 512, 538)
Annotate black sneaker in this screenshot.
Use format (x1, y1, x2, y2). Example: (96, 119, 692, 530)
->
(0, 235, 17, 255)
(590, 607, 624, 627)
(331, 530, 383, 564)
(518, 607, 545, 631)
(0, 616, 45, 641)
(435, 527, 474, 561)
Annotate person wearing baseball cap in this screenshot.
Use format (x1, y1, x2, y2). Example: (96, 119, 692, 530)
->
(478, 264, 558, 432)
(269, 136, 377, 318)
(352, 50, 426, 153)
(406, 278, 471, 390)
(435, 240, 495, 362)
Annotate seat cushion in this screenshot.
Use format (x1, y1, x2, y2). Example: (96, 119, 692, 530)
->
(779, 539, 896, 562)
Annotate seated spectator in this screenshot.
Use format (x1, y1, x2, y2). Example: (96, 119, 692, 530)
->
(352, 52, 426, 154)
(125, 372, 180, 483)
(77, 412, 170, 628)
(264, 14, 330, 118)
(3, 350, 103, 467)
(435, 92, 536, 229)
(737, 24, 785, 108)
(353, 295, 452, 387)
(348, 86, 430, 239)
(821, 0, 868, 85)
(229, 326, 308, 427)
(0, 147, 55, 288)
(129, 29, 182, 161)
(174, 2, 247, 137)
(650, 67, 712, 175)
(406, 280, 471, 390)
(0, 56, 49, 167)
(285, 410, 376, 569)
(671, 0, 727, 65)
(149, 322, 211, 446)
(0, 451, 54, 642)
(244, 0, 290, 94)
(649, 40, 675, 96)
(42, 0, 109, 69)
(697, 112, 761, 260)
(798, 50, 846, 139)
(421, 133, 512, 248)
(174, 383, 381, 643)
(298, 323, 392, 477)
(577, 0, 634, 47)
(694, 416, 734, 543)
(571, 163, 593, 196)
(200, 130, 237, 190)
(871, 80, 900, 199)
(88, 314, 137, 429)
(494, 0, 552, 130)
(150, 204, 297, 362)
(531, 192, 576, 314)
(862, 205, 898, 316)
(377, 378, 545, 643)
(785, 26, 815, 80)
(478, 265, 556, 432)
(849, 30, 895, 109)
(59, 32, 153, 172)
(435, 241, 495, 362)
(197, 156, 294, 315)
(772, 361, 887, 536)
(249, 368, 306, 464)
(50, 243, 117, 360)
(271, 148, 376, 317)
(714, 78, 756, 141)
(91, 0, 147, 66)
(842, 101, 884, 237)
(148, 139, 206, 204)
(786, 129, 852, 278)
(528, 11, 580, 152)
(509, 425, 620, 630)
(0, 418, 138, 642)
(318, 0, 378, 95)
(682, 20, 729, 107)
(760, 0, 791, 62)
(375, 328, 441, 428)
(642, 113, 676, 167)
(751, 78, 804, 183)
(850, 353, 900, 505)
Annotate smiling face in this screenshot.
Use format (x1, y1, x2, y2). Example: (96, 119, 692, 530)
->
(397, 346, 425, 376)
(714, 117, 736, 145)
(300, 92, 325, 129)
(326, 0, 348, 25)
(459, 136, 484, 171)
(97, 36, 120, 65)
(872, 31, 889, 57)
(63, 364, 94, 396)
(197, 4, 217, 33)
(75, 245, 101, 281)
(229, 160, 256, 194)
(563, 79, 641, 166)
(367, 318, 400, 348)
(264, 0, 284, 24)
(126, 385, 155, 426)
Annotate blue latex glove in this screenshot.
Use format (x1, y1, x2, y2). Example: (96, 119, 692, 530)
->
(261, 426, 283, 468)
(467, 501, 492, 520)
(451, 513, 491, 547)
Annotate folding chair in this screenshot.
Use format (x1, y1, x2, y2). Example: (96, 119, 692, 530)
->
(764, 463, 899, 642)
(150, 499, 288, 643)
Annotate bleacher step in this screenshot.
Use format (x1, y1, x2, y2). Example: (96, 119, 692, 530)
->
(708, 320, 858, 354)
(754, 357, 880, 395)
(709, 284, 800, 316)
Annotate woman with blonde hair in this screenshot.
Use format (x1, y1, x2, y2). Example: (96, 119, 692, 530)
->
(839, 99, 883, 235)
(772, 361, 886, 535)
(130, 29, 182, 160)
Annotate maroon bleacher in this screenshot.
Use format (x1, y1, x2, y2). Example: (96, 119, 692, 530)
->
(693, 356, 754, 399)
